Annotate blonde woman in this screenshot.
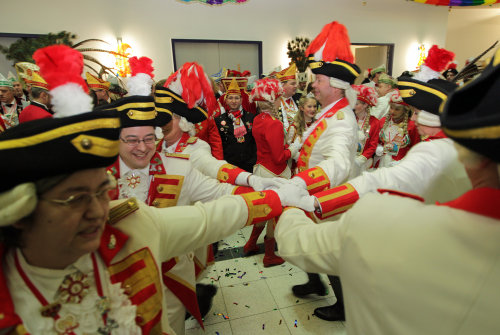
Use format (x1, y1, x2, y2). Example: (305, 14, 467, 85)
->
(287, 96, 318, 144)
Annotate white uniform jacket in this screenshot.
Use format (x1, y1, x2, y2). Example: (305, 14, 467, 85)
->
(350, 137, 471, 204)
(276, 188, 500, 335)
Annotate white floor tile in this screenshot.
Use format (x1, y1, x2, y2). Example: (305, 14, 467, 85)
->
(229, 310, 290, 335)
(185, 319, 233, 335)
(265, 273, 336, 309)
(279, 299, 346, 335)
(221, 279, 278, 319)
(215, 256, 263, 287)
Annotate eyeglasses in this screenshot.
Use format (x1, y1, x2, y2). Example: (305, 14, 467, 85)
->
(42, 185, 115, 210)
(120, 135, 156, 146)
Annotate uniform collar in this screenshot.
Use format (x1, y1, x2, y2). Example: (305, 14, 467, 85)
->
(438, 187, 500, 221)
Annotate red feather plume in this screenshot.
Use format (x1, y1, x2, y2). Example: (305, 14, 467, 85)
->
(424, 45, 455, 72)
(305, 21, 354, 63)
(165, 62, 216, 114)
(33, 45, 87, 92)
(129, 56, 154, 78)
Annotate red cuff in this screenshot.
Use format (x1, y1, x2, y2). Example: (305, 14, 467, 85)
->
(315, 183, 359, 220)
(293, 166, 330, 195)
(239, 190, 283, 225)
(217, 164, 246, 184)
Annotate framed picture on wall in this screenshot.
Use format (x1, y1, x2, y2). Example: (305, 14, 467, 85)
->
(0, 32, 44, 77)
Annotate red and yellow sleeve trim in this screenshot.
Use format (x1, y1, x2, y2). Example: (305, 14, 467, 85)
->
(294, 166, 330, 195)
(315, 183, 359, 220)
(232, 186, 254, 195)
(217, 163, 245, 184)
(239, 190, 282, 225)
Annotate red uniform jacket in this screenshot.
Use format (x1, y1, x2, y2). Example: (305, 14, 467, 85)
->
(360, 115, 382, 160)
(253, 113, 291, 175)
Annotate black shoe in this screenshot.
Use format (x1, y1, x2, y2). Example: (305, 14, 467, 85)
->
(196, 283, 218, 318)
(314, 304, 345, 321)
(292, 280, 327, 298)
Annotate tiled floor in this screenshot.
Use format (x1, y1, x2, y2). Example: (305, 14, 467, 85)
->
(185, 226, 346, 335)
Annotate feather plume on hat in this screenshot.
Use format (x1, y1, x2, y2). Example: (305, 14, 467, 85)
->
(352, 85, 378, 107)
(249, 78, 284, 104)
(127, 56, 154, 96)
(33, 45, 92, 118)
(305, 21, 354, 63)
(413, 45, 455, 83)
(164, 62, 217, 115)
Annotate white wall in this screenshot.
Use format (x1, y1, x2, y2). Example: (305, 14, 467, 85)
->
(1, 0, 451, 79)
(446, 6, 500, 69)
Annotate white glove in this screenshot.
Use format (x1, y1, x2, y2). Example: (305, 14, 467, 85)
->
(290, 176, 307, 190)
(271, 181, 316, 212)
(288, 142, 302, 160)
(355, 155, 367, 167)
(248, 175, 287, 191)
(235, 172, 252, 186)
(375, 144, 384, 157)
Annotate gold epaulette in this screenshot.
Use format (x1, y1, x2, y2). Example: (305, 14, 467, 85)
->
(164, 153, 190, 160)
(187, 136, 198, 144)
(108, 198, 139, 225)
(337, 111, 344, 120)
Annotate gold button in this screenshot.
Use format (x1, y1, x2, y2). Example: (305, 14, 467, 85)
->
(128, 110, 134, 117)
(259, 192, 265, 197)
(81, 138, 92, 150)
(127, 200, 135, 208)
(409, 89, 416, 96)
(135, 315, 144, 325)
(153, 200, 160, 207)
(0, 313, 4, 320)
(123, 284, 132, 295)
(157, 186, 164, 192)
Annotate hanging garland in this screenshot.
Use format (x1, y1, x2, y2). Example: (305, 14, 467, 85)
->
(179, 0, 248, 4)
(407, 0, 499, 6)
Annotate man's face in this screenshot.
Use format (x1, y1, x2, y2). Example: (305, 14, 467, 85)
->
(161, 117, 183, 146)
(376, 82, 393, 97)
(226, 94, 242, 111)
(119, 126, 156, 169)
(95, 89, 109, 102)
(311, 74, 338, 106)
(13, 82, 23, 97)
(282, 80, 298, 98)
(16, 168, 111, 268)
(0, 87, 15, 103)
(298, 81, 307, 91)
(373, 72, 383, 84)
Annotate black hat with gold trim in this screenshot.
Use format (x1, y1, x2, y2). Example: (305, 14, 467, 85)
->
(305, 21, 360, 85)
(440, 48, 500, 163)
(162, 62, 217, 123)
(96, 56, 172, 128)
(154, 86, 206, 125)
(0, 109, 120, 194)
(0, 45, 121, 226)
(397, 77, 457, 115)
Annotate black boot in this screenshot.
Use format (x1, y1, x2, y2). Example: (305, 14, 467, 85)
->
(292, 273, 327, 297)
(314, 303, 345, 321)
(197, 283, 218, 318)
(186, 283, 218, 320)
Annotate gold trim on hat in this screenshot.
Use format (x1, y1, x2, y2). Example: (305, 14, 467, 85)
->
(111, 102, 155, 112)
(0, 118, 120, 150)
(398, 81, 447, 103)
(71, 134, 119, 157)
(309, 61, 360, 77)
(443, 125, 500, 139)
(127, 109, 157, 120)
(158, 89, 208, 119)
(156, 107, 173, 115)
(155, 96, 174, 104)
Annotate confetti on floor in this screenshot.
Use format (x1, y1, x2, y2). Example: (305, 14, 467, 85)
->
(294, 320, 298, 327)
